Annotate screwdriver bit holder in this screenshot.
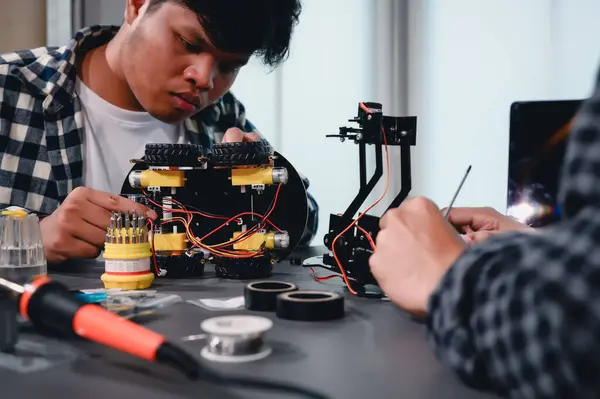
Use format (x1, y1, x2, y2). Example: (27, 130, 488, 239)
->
(101, 210, 154, 290)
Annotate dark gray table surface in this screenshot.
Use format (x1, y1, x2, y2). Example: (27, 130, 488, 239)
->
(1, 246, 499, 399)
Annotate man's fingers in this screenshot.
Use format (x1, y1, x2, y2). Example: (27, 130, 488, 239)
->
(379, 209, 396, 230)
(71, 219, 109, 248)
(445, 207, 477, 227)
(243, 132, 261, 142)
(223, 127, 244, 143)
(223, 127, 261, 143)
(68, 237, 103, 259)
(79, 203, 113, 230)
(462, 230, 498, 244)
(79, 187, 157, 219)
(45, 237, 101, 264)
(46, 223, 104, 261)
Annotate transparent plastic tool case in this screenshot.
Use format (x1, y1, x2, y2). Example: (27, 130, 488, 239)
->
(0, 210, 47, 284)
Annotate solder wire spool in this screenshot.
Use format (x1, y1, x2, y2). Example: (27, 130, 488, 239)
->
(101, 210, 154, 290)
(200, 315, 273, 363)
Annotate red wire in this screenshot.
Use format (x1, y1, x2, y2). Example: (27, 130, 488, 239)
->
(140, 187, 282, 232)
(356, 225, 376, 250)
(309, 266, 343, 282)
(141, 184, 282, 259)
(199, 184, 282, 242)
(148, 218, 160, 274)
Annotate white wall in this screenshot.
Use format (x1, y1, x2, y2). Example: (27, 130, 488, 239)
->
(406, 0, 600, 214)
(0, 0, 47, 53)
(234, 0, 376, 242)
(551, 0, 600, 98)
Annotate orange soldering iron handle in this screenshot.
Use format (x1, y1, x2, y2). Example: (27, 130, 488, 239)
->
(19, 276, 166, 363)
(73, 304, 166, 361)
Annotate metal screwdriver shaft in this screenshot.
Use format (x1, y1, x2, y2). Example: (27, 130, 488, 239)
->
(0, 276, 25, 295)
(444, 165, 472, 220)
(132, 210, 137, 244)
(106, 211, 149, 245)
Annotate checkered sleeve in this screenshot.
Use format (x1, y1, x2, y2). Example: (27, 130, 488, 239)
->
(426, 72, 600, 398)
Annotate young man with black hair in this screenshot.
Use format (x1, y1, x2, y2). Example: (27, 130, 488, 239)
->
(0, 0, 303, 264)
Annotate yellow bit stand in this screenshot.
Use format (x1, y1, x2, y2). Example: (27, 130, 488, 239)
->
(102, 227, 154, 290)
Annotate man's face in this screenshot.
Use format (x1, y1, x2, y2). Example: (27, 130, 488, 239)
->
(120, 2, 250, 124)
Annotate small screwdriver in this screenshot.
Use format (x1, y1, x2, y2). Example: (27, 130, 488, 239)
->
(444, 165, 472, 220)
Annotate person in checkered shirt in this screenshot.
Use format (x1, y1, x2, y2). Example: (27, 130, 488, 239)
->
(369, 68, 600, 397)
(0, 0, 302, 264)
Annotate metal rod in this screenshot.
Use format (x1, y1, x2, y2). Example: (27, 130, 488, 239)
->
(0, 277, 25, 294)
(444, 165, 472, 219)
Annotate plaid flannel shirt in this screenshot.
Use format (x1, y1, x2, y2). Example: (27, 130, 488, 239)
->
(427, 68, 600, 398)
(0, 26, 255, 215)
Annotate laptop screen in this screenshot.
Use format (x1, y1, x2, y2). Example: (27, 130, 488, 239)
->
(507, 99, 583, 227)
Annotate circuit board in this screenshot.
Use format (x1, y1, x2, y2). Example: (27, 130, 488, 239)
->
(119, 141, 309, 279)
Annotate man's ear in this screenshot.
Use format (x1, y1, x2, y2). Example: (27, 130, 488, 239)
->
(124, 0, 148, 25)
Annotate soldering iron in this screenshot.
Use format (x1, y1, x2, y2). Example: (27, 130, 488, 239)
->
(0, 275, 328, 399)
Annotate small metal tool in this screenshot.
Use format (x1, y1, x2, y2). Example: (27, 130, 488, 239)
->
(0, 276, 25, 295)
(444, 165, 472, 219)
(119, 212, 124, 243)
(132, 210, 138, 244)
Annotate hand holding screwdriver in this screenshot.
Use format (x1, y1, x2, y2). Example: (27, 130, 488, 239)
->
(40, 187, 157, 264)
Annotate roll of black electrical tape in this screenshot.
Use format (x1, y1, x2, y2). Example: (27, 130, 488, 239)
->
(244, 281, 298, 311)
(276, 290, 345, 321)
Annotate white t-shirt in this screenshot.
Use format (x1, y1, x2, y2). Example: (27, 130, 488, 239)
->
(75, 78, 187, 194)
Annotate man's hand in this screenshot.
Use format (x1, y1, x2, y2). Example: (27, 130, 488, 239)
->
(369, 197, 466, 317)
(222, 127, 261, 142)
(40, 187, 157, 264)
(442, 206, 533, 244)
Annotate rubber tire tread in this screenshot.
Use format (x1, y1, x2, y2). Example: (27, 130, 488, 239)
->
(144, 143, 204, 166)
(210, 139, 272, 166)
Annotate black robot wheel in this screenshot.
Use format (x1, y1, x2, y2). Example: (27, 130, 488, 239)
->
(153, 253, 205, 278)
(215, 257, 273, 280)
(210, 139, 272, 167)
(144, 143, 204, 167)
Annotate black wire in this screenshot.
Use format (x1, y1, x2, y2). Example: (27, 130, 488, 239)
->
(204, 373, 331, 399)
(157, 342, 330, 399)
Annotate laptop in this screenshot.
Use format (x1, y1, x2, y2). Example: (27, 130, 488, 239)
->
(507, 99, 584, 227)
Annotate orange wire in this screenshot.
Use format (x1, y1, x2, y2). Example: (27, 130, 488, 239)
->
(140, 187, 282, 231)
(356, 225, 376, 250)
(162, 217, 262, 258)
(309, 266, 343, 282)
(161, 184, 281, 258)
(140, 184, 281, 259)
(331, 102, 390, 295)
(199, 184, 282, 242)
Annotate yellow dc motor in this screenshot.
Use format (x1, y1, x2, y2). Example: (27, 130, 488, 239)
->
(232, 231, 290, 251)
(151, 233, 188, 252)
(128, 169, 185, 188)
(230, 167, 288, 186)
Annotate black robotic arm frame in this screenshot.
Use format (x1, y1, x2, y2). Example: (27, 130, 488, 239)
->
(320, 102, 417, 297)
